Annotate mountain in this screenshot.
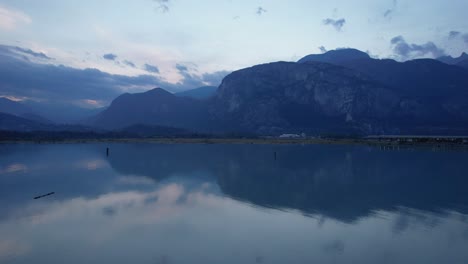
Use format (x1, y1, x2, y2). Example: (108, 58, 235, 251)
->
(22, 100, 103, 124)
(0, 112, 51, 131)
(299, 49, 468, 98)
(84, 49, 468, 136)
(218, 59, 468, 134)
(456, 59, 468, 70)
(437, 52, 468, 65)
(0, 97, 31, 116)
(297, 48, 371, 64)
(91, 88, 211, 131)
(175, 86, 217, 99)
(90, 54, 468, 135)
(212, 61, 401, 135)
(0, 97, 53, 124)
(120, 124, 193, 137)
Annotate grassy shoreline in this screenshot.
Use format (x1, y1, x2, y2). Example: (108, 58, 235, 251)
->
(1, 137, 468, 149)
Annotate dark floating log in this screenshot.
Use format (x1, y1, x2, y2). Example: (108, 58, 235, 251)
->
(33, 192, 55, 200)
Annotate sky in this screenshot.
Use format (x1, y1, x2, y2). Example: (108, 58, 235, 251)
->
(0, 0, 468, 109)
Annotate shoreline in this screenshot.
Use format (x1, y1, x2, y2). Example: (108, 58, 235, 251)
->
(1, 137, 468, 149)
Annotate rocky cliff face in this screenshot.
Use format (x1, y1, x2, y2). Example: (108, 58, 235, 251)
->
(212, 62, 400, 134)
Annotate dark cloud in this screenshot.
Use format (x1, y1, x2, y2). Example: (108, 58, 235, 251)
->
(123, 60, 136, 68)
(0, 45, 170, 104)
(201, 71, 231, 86)
(256, 7, 267, 16)
(0, 44, 230, 119)
(102, 206, 117, 216)
(319, 46, 327, 53)
(176, 64, 188, 72)
(0, 45, 53, 61)
(448, 31, 468, 44)
(153, 0, 170, 13)
(144, 64, 160, 73)
(391, 36, 446, 60)
(384, 0, 397, 19)
(103, 53, 117, 61)
(463, 34, 468, 44)
(323, 240, 345, 254)
(175, 64, 229, 88)
(449, 31, 461, 39)
(322, 18, 346, 31)
(13, 47, 52, 60)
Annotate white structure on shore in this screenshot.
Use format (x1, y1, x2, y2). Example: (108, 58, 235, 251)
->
(279, 133, 306, 139)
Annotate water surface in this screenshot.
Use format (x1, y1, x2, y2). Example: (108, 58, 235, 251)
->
(1, 143, 468, 264)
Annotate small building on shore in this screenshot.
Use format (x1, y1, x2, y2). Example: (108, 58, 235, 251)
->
(279, 133, 306, 139)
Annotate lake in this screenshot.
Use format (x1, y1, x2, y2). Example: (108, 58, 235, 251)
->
(1, 143, 468, 264)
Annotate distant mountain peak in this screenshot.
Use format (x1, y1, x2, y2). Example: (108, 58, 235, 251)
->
(298, 48, 370, 64)
(437, 52, 468, 65)
(147, 87, 166, 92)
(175, 86, 217, 100)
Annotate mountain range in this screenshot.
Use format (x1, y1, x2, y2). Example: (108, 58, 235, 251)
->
(2, 48, 468, 136)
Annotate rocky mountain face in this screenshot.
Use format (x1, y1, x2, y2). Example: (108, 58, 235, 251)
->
(211, 62, 400, 135)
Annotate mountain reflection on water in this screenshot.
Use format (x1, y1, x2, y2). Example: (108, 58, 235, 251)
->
(107, 144, 468, 222)
(0, 143, 468, 264)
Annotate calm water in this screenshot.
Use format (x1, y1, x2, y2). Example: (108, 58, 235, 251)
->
(1, 143, 468, 264)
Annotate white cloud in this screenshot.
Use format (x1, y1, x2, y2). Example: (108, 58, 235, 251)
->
(0, 5, 31, 31)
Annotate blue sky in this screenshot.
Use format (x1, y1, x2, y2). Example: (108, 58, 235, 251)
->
(0, 0, 468, 107)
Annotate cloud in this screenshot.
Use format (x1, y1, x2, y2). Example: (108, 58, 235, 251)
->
(322, 18, 346, 31)
(256, 7, 267, 16)
(390, 36, 446, 60)
(2, 45, 52, 60)
(175, 64, 229, 88)
(0, 44, 231, 115)
(103, 53, 117, 61)
(175, 64, 188, 72)
(201, 71, 230, 87)
(449, 31, 461, 39)
(0, 45, 168, 104)
(144, 63, 160, 73)
(384, 0, 398, 19)
(448, 31, 468, 44)
(123, 60, 136, 68)
(153, 0, 170, 13)
(0, 5, 31, 31)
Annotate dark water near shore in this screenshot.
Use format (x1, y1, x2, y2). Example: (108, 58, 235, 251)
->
(1, 143, 468, 264)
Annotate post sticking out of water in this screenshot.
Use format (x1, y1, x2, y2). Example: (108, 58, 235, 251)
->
(274, 151, 277, 160)
(106, 147, 109, 157)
